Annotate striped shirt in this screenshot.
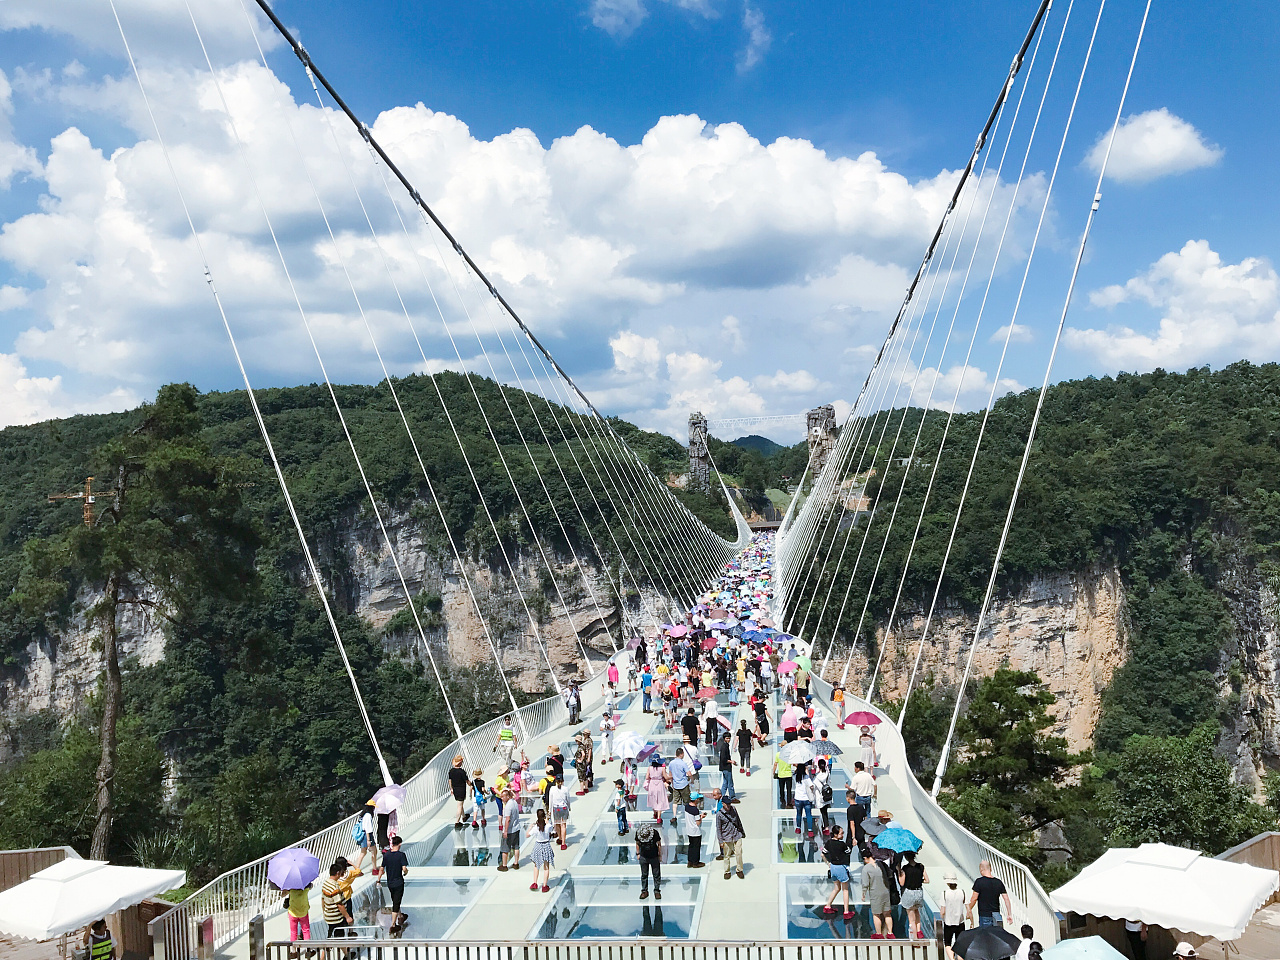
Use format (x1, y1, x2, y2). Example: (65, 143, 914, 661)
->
(321, 878, 346, 924)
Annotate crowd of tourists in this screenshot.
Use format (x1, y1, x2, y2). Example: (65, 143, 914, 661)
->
(271, 532, 1065, 955)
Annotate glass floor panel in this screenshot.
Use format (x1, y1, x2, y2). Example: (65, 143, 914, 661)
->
(782, 874, 938, 940)
(403, 822, 506, 868)
(775, 814, 850, 864)
(575, 820, 695, 866)
(534, 875, 704, 939)
(350, 877, 488, 939)
(768, 769, 851, 810)
(626, 787, 715, 812)
(784, 875, 888, 940)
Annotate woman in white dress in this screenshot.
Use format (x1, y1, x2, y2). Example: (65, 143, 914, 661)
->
(529, 807, 555, 893)
(858, 725, 878, 770)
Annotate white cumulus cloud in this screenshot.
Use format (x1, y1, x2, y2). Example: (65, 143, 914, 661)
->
(1066, 239, 1280, 370)
(989, 322, 1033, 344)
(1085, 108, 1223, 185)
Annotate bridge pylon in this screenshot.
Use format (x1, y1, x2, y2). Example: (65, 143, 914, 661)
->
(806, 404, 838, 476)
(688, 412, 710, 493)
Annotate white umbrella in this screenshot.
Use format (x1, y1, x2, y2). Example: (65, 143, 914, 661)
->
(615, 731, 645, 759)
(0, 859, 186, 942)
(1050, 843, 1279, 942)
(780, 740, 817, 765)
(371, 784, 406, 814)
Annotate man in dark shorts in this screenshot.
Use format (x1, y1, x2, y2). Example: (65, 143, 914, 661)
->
(381, 836, 409, 925)
(448, 755, 471, 828)
(968, 860, 1012, 928)
(498, 788, 522, 871)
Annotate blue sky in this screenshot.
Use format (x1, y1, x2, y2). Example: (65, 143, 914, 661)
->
(0, 0, 1276, 442)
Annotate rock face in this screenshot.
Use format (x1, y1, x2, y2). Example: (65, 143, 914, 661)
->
(1211, 529, 1280, 790)
(829, 565, 1128, 753)
(0, 589, 168, 749)
(0, 506, 642, 738)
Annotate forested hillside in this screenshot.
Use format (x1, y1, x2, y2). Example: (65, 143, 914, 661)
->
(786, 362, 1280, 882)
(4, 363, 1280, 888)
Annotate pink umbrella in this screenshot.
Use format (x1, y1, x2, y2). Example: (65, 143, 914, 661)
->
(670, 624, 689, 638)
(695, 687, 720, 700)
(778, 660, 799, 674)
(844, 710, 882, 726)
(715, 715, 733, 731)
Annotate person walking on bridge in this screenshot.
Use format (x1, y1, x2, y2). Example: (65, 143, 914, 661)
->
(494, 715, 518, 767)
(968, 860, 1013, 928)
(717, 731, 738, 803)
(712, 787, 746, 879)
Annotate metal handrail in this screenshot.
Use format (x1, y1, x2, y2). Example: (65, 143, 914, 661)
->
(265, 940, 934, 960)
(808, 676, 1058, 943)
(149, 685, 576, 959)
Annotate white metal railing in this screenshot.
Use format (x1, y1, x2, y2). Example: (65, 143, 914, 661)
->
(149, 686, 576, 960)
(266, 940, 934, 960)
(149, 529, 752, 960)
(808, 677, 1058, 944)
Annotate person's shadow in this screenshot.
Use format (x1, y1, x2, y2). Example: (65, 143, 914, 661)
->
(641, 905, 666, 937)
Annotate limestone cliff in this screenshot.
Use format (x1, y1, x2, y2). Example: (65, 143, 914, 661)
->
(828, 565, 1128, 753)
(0, 506, 639, 734)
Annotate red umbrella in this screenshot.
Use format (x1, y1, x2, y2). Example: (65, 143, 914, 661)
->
(695, 687, 720, 700)
(700, 637, 718, 651)
(844, 710, 881, 726)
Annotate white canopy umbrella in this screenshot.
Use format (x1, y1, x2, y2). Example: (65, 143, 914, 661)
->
(1050, 843, 1278, 942)
(0, 858, 186, 941)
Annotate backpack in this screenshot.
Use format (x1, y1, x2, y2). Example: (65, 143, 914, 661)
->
(636, 824, 660, 859)
(352, 817, 367, 845)
(821, 782, 833, 804)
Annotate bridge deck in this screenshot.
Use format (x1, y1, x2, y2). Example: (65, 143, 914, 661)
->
(217, 686, 968, 956)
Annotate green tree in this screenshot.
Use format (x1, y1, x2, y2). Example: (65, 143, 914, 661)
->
(878, 674, 953, 777)
(1106, 723, 1271, 853)
(0, 720, 166, 856)
(61, 384, 258, 858)
(942, 668, 1090, 866)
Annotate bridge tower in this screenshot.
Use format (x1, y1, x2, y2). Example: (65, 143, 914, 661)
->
(806, 404, 838, 477)
(688, 412, 710, 493)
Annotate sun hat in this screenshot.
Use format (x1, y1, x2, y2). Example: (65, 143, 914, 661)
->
(944, 872, 958, 883)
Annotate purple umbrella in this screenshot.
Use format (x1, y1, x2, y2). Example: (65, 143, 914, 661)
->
(268, 847, 321, 890)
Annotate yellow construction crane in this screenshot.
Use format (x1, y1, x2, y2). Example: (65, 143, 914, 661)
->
(48, 476, 106, 527)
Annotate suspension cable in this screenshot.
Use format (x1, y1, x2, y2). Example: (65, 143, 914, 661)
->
(931, 0, 1144, 798)
(106, 0, 394, 785)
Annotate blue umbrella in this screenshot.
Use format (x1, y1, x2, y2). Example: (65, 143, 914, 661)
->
(742, 630, 763, 643)
(872, 826, 923, 853)
(268, 847, 321, 890)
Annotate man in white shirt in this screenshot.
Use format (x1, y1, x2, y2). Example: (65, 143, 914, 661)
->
(849, 761, 877, 821)
(1014, 924, 1035, 960)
